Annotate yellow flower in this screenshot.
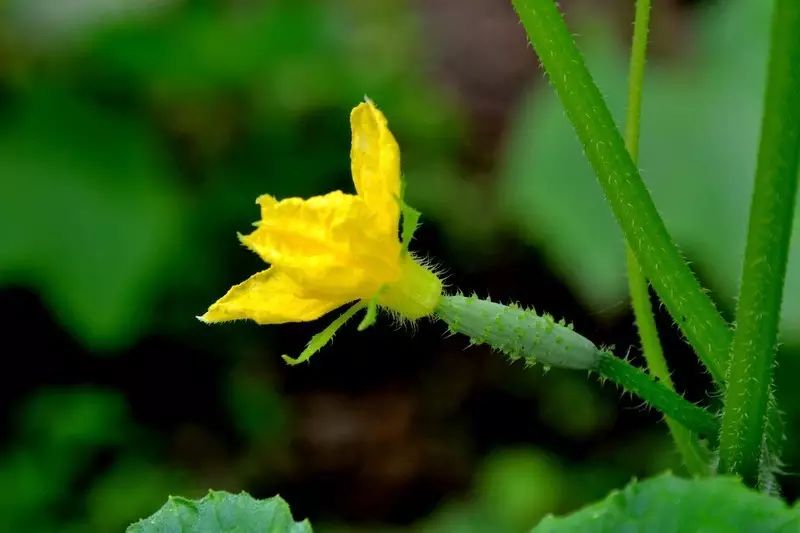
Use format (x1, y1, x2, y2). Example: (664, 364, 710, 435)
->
(199, 100, 443, 363)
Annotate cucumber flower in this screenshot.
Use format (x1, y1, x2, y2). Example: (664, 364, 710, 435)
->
(199, 100, 443, 364)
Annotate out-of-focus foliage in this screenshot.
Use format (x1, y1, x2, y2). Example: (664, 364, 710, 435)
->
(499, 0, 800, 341)
(127, 491, 312, 533)
(0, 389, 185, 532)
(225, 367, 288, 442)
(422, 449, 566, 532)
(1, 0, 798, 531)
(419, 439, 678, 533)
(534, 473, 800, 532)
(0, 91, 183, 349)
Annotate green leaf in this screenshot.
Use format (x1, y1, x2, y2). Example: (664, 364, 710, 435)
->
(533, 473, 800, 532)
(127, 491, 312, 533)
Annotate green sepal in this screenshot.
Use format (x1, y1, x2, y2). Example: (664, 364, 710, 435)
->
(282, 301, 366, 365)
(399, 178, 421, 254)
(357, 295, 379, 331)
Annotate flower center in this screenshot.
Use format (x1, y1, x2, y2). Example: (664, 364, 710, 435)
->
(377, 255, 442, 320)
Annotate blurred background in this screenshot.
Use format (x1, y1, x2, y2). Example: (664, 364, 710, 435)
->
(1, 0, 798, 531)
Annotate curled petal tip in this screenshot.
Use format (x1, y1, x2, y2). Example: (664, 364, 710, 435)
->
(255, 193, 277, 206)
(196, 314, 210, 324)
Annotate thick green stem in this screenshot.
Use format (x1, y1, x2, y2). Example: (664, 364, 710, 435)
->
(596, 353, 718, 439)
(510, 0, 731, 384)
(623, 0, 708, 475)
(717, 0, 800, 485)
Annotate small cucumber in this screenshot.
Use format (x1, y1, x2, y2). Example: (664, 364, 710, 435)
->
(436, 294, 600, 370)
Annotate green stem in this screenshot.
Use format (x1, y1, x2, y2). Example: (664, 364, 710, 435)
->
(596, 353, 719, 439)
(510, 0, 731, 384)
(623, 0, 650, 164)
(625, 254, 667, 384)
(717, 0, 800, 485)
(623, 0, 708, 475)
(628, 253, 710, 473)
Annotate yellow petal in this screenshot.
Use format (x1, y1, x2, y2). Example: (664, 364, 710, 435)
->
(350, 100, 401, 236)
(199, 268, 349, 324)
(240, 191, 401, 298)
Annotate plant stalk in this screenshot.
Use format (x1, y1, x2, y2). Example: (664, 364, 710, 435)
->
(717, 0, 800, 485)
(623, 0, 709, 475)
(596, 353, 718, 439)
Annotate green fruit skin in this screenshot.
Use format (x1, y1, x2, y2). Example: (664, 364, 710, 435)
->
(436, 295, 600, 370)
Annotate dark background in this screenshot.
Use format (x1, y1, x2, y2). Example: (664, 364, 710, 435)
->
(1, 0, 799, 531)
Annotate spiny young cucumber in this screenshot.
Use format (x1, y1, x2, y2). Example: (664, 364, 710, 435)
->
(435, 294, 600, 370)
(436, 294, 719, 437)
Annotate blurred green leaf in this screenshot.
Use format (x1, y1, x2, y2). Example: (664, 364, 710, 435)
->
(0, 389, 133, 532)
(84, 0, 470, 247)
(499, 29, 627, 309)
(477, 449, 564, 531)
(420, 503, 502, 533)
(498, 1, 800, 340)
(422, 448, 567, 533)
(226, 369, 287, 441)
(0, 91, 183, 349)
(86, 2, 347, 100)
(127, 491, 312, 533)
(537, 373, 615, 439)
(2, 0, 166, 47)
(19, 388, 129, 452)
(0, 451, 63, 532)
(533, 473, 800, 532)
(86, 458, 187, 533)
